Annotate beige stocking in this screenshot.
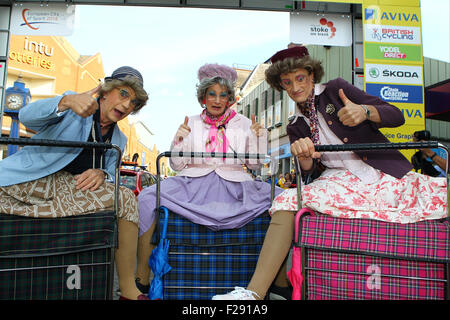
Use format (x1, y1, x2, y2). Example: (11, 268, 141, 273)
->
(247, 210, 295, 299)
(115, 218, 142, 299)
(135, 221, 156, 286)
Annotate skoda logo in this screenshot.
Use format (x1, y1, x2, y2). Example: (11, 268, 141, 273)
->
(369, 68, 380, 78)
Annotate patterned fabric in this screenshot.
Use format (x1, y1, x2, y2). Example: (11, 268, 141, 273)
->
(298, 92, 320, 144)
(0, 211, 117, 300)
(152, 210, 271, 300)
(270, 169, 447, 224)
(296, 213, 449, 300)
(138, 171, 281, 236)
(304, 250, 447, 300)
(299, 214, 450, 262)
(201, 108, 237, 153)
(0, 170, 138, 225)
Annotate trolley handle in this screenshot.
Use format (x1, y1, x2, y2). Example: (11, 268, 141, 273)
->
(294, 141, 449, 214)
(159, 151, 269, 160)
(155, 151, 270, 201)
(311, 140, 448, 176)
(0, 137, 114, 149)
(153, 151, 273, 240)
(314, 141, 440, 152)
(156, 151, 270, 182)
(0, 137, 122, 213)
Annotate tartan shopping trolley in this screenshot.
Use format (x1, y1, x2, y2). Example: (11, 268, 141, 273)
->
(151, 151, 275, 300)
(290, 141, 450, 300)
(0, 138, 121, 300)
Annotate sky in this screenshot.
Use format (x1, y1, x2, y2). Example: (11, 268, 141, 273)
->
(65, 0, 450, 154)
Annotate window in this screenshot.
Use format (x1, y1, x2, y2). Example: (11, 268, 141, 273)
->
(253, 98, 259, 121)
(146, 173, 157, 186)
(263, 90, 268, 109)
(120, 175, 136, 190)
(140, 173, 150, 189)
(267, 88, 274, 107)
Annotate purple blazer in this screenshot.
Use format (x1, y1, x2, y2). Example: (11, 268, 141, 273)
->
(286, 77, 413, 180)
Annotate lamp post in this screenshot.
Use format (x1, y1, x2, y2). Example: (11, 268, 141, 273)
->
(4, 75, 31, 156)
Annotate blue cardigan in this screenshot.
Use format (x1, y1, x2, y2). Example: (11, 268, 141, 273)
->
(0, 92, 127, 187)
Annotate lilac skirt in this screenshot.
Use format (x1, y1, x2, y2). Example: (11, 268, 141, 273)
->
(138, 172, 283, 236)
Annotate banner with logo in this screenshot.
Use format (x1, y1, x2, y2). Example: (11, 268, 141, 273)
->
(364, 43, 422, 63)
(365, 63, 423, 85)
(363, 2, 424, 160)
(10, 3, 76, 36)
(290, 12, 352, 46)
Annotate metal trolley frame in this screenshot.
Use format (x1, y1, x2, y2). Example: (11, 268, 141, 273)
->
(0, 137, 122, 300)
(292, 141, 449, 300)
(153, 151, 272, 299)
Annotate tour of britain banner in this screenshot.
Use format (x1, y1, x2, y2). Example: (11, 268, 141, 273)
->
(363, 1, 424, 160)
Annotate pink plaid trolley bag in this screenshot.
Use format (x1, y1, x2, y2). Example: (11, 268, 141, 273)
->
(289, 141, 450, 300)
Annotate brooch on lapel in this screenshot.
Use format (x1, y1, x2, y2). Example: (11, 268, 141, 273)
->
(325, 103, 335, 115)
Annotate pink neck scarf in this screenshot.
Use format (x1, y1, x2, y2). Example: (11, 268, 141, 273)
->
(201, 108, 236, 153)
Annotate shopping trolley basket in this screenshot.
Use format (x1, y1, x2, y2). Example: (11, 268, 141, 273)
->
(0, 138, 122, 300)
(151, 151, 274, 299)
(290, 141, 449, 300)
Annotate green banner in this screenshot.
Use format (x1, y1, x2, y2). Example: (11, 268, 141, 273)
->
(365, 42, 422, 63)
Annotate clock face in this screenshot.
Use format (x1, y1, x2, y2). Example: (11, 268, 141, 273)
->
(6, 94, 23, 110)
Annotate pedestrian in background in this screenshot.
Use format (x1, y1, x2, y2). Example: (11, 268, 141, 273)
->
(411, 130, 447, 177)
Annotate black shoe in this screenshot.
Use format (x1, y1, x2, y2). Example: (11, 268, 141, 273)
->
(268, 284, 292, 300)
(135, 278, 150, 294)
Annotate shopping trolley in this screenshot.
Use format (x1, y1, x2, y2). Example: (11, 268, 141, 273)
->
(0, 138, 121, 300)
(290, 141, 450, 300)
(151, 151, 275, 300)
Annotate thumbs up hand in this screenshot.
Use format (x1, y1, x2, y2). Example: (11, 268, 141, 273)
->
(175, 116, 191, 142)
(250, 114, 264, 137)
(336, 89, 368, 127)
(58, 84, 102, 118)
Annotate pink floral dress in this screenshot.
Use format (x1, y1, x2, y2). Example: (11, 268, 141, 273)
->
(269, 168, 448, 224)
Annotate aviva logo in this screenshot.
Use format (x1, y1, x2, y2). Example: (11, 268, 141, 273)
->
(365, 8, 377, 21)
(365, 8, 420, 24)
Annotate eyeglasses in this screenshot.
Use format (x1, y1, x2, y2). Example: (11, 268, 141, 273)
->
(206, 90, 229, 101)
(116, 87, 141, 109)
(280, 74, 310, 90)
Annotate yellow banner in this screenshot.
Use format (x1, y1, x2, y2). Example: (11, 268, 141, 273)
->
(306, 0, 363, 3)
(363, 0, 425, 160)
(380, 125, 424, 160)
(397, 103, 425, 126)
(306, 0, 419, 5)
(363, 4, 421, 27)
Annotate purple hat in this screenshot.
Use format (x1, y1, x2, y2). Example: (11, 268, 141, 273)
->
(198, 63, 237, 84)
(270, 46, 309, 64)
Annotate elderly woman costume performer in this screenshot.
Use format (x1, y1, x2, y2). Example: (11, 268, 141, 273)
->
(213, 46, 447, 300)
(135, 63, 283, 291)
(0, 66, 150, 300)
